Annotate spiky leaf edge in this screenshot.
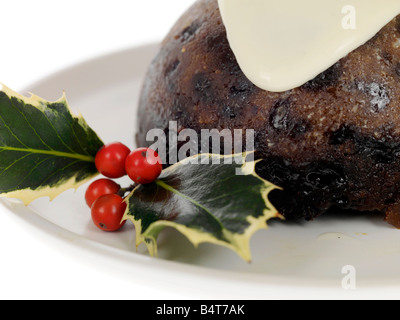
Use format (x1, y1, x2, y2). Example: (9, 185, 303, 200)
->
(0, 84, 102, 205)
(123, 152, 283, 262)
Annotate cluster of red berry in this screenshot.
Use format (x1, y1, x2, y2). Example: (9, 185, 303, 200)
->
(85, 142, 163, 232)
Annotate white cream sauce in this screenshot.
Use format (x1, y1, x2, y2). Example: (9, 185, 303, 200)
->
(218, 0, 400, 92)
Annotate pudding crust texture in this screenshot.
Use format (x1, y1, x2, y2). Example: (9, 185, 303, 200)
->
(136, 0, 400, 227)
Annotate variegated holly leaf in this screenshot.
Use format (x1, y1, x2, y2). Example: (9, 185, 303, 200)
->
(123, 153, 281, 262)
(0, 84, 104, 204)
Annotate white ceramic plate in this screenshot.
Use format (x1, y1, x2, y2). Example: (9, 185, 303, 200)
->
(2, 44, 400, 299)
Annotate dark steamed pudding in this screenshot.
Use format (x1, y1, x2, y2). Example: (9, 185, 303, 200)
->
(136, 0, 400, 227)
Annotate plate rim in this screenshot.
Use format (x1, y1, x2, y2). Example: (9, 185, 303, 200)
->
(3, 43, 400, 299)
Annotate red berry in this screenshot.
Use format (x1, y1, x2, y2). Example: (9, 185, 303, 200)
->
(95, 142, 130, 178)
(125, 148, 163, 184)
(91, 194, 127, 232)
(85, 179, 121, 208)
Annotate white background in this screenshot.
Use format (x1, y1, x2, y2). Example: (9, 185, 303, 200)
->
(0, 0, 196, 300)
(2, 0, 399, 302)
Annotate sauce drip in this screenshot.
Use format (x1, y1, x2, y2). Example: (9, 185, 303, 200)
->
(218, 0, 400, 92)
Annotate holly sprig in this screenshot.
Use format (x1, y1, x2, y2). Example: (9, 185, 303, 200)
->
(0, 86, 280, 262)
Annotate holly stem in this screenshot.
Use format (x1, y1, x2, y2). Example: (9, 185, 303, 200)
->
(117, 184, 136, 198)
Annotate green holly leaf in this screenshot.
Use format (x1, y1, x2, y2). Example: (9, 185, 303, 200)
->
(123, 153, 281, 262)
(0, 84, 104, 204)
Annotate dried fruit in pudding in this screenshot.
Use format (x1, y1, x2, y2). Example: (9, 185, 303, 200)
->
(136, 0, 400, 227)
